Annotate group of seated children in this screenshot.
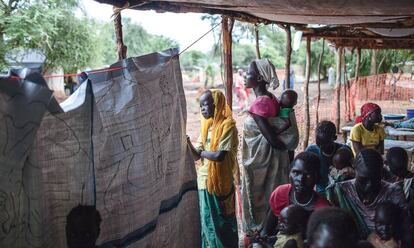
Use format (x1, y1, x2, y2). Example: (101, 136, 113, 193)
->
(251, 101, 414, 248)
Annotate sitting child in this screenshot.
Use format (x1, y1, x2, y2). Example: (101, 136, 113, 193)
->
(66, 205, 102, 248)
(402, 201, 414, 248)
(307, 207, 360, 248)
(329, 147, 355, 183)
(368, 202, 403, 248)
(384, 147, 414, 201)
(274, 205, 309, 248)
(278, 90, 298, 162)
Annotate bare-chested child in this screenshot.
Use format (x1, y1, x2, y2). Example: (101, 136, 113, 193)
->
(278, 90, 298, 119)
(368, 202, 404, 248)
(274, 205, 309, 248)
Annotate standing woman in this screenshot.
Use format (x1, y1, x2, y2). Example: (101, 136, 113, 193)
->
(187, 89, 239, 248)
(238, 59, 299, 246)
(349, 103, 385, 156)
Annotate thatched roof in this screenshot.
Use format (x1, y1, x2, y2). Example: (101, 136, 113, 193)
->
(95, 0, 414, 27)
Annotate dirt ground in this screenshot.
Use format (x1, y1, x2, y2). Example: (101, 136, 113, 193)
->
(184, 78, 414, 155)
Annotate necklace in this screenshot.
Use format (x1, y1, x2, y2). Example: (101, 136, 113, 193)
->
(321, 148, 335, 157)
(293, 191, 314, 207)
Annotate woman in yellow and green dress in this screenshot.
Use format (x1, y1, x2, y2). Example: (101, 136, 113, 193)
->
(187, 89, 239, 248)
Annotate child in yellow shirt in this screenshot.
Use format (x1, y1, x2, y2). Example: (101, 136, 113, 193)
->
(349, 103, 385, 155)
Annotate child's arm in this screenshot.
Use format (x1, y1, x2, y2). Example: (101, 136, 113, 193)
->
(260, 209, 278, 238)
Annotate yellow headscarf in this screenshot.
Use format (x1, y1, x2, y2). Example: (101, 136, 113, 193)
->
(200, 89, 237, 197)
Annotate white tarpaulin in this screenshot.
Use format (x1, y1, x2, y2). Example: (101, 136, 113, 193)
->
(0, 49, 200, 248)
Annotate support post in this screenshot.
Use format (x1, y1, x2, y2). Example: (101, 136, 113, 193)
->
(335, 47, 343, 133)
(315, 39, 325, 126)
(355, 48, 361, 81)
(302, 36, 311, 149)
(284, 24, 292, 89)
(343, 50, 352, 122)
(254, 24, 261, 59)
(113, 6, 127, 60)
(350, 48, 361, 118)
(222, 16, 234, 109)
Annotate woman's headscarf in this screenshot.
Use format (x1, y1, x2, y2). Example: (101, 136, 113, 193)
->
(355, 103, 381, 124)
(254, 58, 279, 89)
(200, 90, 237, 197)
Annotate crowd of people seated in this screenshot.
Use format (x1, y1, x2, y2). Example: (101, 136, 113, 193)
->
(66, 58, 414, 248)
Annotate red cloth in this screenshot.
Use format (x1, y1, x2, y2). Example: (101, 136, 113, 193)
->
(355, 102, 381, 124)
(269, 184, 330, 217)
(248, 94, 280, 118)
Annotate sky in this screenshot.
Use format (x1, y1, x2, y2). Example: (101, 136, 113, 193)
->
(80, 0, 216, 52)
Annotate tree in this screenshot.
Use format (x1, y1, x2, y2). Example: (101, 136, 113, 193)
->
(91, 17, 179, 67)
(1, 0, 96, 73)
(180, 50, 206, 68)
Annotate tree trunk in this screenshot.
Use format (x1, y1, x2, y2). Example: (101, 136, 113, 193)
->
(335, 47, 343, 133)
(254, 24, 261, 59)
(315, 39, 325, 126)
(302, 37, 311, 149)
(222, 16, 234, 109)
(284, 24, 292, 89)
(370, 49, 377, 75)
(113, 7, 127, 61)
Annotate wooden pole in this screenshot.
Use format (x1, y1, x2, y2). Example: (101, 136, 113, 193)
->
(315, 39, 325, 126)
(302, 36, 311, 149)
(335, 47, 343, 133)
(351, 48, 361, 118)
(343, 51, 352, 122)
(355, 48, 361, 80)
(284, 24, 292, 89)
(254, 24, 261, 59)
(222, 16, 234, 109)
(370, 49, 377, 75)
(113, 7, 127, 60)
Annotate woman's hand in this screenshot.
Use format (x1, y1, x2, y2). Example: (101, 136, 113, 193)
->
(186, 135, 202, 160)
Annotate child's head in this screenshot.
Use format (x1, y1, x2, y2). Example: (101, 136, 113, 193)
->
(315, 121, 337, 152)
(199, 90, 215, 119)
(280, 90, 298, 108)
(307, 207, 359, 248)
(278, 205, 310, 235)
(66, 205, 102, 248)
(332, 147, 354, 170)
(385, 147, 409, 178)
(374, 202, 403, 241)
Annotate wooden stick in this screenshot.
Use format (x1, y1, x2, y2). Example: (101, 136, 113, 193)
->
(316, 39, 325, 126)
(222, 16, 234, 109)
(284, 24, 292, 89)
(302, 36, 311, 149)
(254, 24, 261, 59)
(113, 6, 127, 60)
(335, 47, 343, 133)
